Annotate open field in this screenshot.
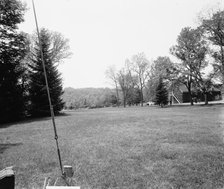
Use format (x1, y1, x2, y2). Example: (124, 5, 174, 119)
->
(1, 105, 224, 188)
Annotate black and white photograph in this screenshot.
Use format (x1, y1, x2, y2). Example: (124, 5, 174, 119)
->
(1, 0, 224, 188)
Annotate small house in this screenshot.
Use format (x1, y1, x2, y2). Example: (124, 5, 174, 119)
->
(169, 84, 222, 104)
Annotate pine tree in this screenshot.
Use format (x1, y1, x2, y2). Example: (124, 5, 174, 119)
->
(29, 28, 64, 117)
(155, 78, 168, 107)
(0, 0, 27, 123)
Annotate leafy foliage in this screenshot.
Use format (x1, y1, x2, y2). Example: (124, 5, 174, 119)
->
(0, 0, 27, 123)
(126, 87, 141, 106)
(201, 10, 224, 82)
(28, 29, 64, 117)
(155, 78, 168, 107)
(146, 56, 174, 101)
(170, 27, 208, 105)
(63, 87, 118, 109)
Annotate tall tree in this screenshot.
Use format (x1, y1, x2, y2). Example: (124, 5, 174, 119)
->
(170, 27, 208, 105)
(128, 53, 150, 106)
(0, 0, 27, 123)
(117, 66, 134, 108)
(155, 77, 168, 107)
(201, 10, 224, 83)
(146, 56, 174, 102)
(29, 28, 68, 117)
(105, 65, 120, 107)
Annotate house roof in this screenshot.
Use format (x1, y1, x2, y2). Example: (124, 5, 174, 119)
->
(178, 85, 188, 92)
(170, 83, 221, 93)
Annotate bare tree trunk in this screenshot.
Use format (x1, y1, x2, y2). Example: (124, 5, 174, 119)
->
(186, 86, 193, 106)
(140, 86, 144, 107)
(220, 45, 224, 84)
(123, 90, 126, 108)
(186, 80, 193, 106)
(204, 92, 208, 105)
(185, 85, 194, 105)
(115, 84, 119, 107)
(189, 92, 194, 105)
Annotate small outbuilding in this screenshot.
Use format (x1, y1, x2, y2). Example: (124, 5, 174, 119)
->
(169, 84, 222, 104)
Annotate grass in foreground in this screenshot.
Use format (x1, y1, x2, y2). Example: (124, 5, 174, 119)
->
(1, 105, 224, 188)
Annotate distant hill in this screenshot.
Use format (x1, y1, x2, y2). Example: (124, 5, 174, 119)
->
(63, 87, 117, 109)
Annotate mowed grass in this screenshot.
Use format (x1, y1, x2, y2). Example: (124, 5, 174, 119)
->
(1, 105, 224, 188)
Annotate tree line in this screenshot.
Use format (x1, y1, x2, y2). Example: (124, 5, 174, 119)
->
(2, 0, 224, 123)
(0, 0, 71, 124)
(106, 9, 224, 107)
(63, 87, 120, 109)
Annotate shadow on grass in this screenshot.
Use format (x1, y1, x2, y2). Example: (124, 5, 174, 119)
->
(0, 143, 23, 154)
(0, 112, 72, 129)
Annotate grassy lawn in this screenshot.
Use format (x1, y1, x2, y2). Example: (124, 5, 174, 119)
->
(1, 105, 224, 188)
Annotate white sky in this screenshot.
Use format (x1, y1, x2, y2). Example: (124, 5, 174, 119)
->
(19, 0, 224, 88)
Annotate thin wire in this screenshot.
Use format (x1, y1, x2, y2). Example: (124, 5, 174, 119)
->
(32, 0, 64, 176)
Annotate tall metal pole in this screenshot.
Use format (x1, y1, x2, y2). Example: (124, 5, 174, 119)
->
(32, 0, 64, 176)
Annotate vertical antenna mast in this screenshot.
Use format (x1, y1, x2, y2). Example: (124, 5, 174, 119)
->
(32, 0, 64, 176)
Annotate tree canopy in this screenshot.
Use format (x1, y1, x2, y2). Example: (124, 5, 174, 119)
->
(155, 78, 169, 107)
(170, 27, 208, 105)
(0, 0, 27, 123)
(201, 10, 224, 83)
(29, 28, 65, 117)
